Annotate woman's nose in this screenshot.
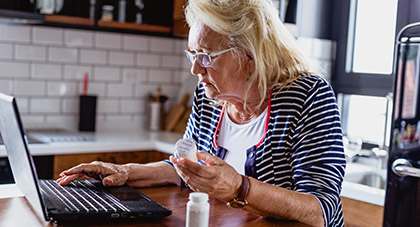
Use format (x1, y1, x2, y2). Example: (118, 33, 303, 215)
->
(191, 59, 206, 76)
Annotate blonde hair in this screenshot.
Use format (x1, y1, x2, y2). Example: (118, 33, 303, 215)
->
(185, 0, 311, 108)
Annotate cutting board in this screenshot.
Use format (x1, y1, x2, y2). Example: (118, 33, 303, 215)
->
(173, 107, 191, 134)
(165, 94, 189, 131)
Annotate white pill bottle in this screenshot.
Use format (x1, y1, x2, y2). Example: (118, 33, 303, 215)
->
(186, 192, 210, 227)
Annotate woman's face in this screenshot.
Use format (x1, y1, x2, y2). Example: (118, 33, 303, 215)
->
(187, 22, 254, 103)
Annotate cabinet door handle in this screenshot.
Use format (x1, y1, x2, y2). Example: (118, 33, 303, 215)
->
(392, 158, 420, 178)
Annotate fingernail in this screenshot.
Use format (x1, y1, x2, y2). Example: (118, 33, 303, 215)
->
(104, 179, 112, 186)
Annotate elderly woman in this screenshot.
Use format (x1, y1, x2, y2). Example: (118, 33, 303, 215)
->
(58, 0, 346, 226)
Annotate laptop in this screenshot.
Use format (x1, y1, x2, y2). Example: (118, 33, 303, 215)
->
(0, 92, 172, 224)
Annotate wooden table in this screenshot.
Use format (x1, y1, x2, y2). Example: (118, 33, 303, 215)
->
(0, 185, 309, 227)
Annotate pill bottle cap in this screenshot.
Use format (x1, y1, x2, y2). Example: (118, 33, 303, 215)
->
(189, 192, 208, 202)
(175, 138, 197, 155)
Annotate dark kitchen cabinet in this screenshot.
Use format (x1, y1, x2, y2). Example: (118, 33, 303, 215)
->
(44, 0, 187, 37)
(0, 0, 188, 38)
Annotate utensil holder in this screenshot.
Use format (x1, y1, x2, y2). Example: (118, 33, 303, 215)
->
(78, 95, 97, 132)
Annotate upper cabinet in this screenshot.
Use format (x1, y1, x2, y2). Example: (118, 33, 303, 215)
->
(0, 0, 189, 38)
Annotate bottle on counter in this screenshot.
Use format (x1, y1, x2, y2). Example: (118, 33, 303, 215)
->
(186, 192, 210, 227)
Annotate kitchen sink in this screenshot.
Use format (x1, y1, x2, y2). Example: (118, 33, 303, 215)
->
(344, 162, 387, 190)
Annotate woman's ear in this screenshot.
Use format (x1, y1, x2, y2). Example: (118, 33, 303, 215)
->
(246, 53, 255, 74)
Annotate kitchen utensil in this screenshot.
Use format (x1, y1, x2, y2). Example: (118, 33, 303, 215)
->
(173, 107, 191, 134)
(165, 94, 189, 131)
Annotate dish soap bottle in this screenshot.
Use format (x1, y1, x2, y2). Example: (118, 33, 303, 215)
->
(186, 192, 210, 227)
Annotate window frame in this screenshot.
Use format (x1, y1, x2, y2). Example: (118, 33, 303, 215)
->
(331, 0, 417, 97)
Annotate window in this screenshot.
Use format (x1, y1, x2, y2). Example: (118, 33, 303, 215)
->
(349, 0, 398, 74)
(332, 0, 400, 96)
(333, 0, 420, 147)
(339, 94, 390, 147)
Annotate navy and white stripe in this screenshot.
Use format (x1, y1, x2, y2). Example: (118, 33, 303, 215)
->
(182, 74, 346, 226)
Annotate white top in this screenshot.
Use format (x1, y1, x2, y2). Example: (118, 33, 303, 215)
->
(218, 106, 268, 175)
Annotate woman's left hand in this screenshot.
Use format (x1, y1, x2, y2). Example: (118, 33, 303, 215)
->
(170, 151, 242, 202)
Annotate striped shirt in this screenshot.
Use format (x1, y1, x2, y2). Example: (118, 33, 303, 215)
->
(180, 74, 346, 226)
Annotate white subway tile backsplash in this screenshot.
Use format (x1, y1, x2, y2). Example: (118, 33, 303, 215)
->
(135, 84, 159, 98)
(15, 44, 47, 61)
(149, 69, 172, 83)
(98, 99, 119, 113)
(162, 55, 181, 68)
(123, 35, 148, 51)
(0, 24, 187, 130)
(182, 57, 191, 70)
(62, 98, 78, 114)
(14, 80, 46, 96)
(0, 43, 13, 59)
(32, 63, 62, 79)
(121, 99, 144, 114)
(15, 97, 29, 113)
(97, 115, 142, 131)
(0, 79, 13, 94)
(30, 98, 60, 113)
(150, 37, 174, 53)
(21, 115, 46, 128)
(65, 29, 93, 47)
(33, 27, 63, 46)
(80, 49, 107, 65)
(161, 84, 184, 102)
(80, 82, 106, 97)
(107, 84, 133, 97)
(109, 51, 135, 66)
(136, 53, 160, 67)
(47, 81, 77, 96)
(49, 47, 78, 63)
(122, 68, 147, 84)
(175, 39, 188, 53)
(63, 65, 92, 80)
(94, 66, 120, 81)
(0, 61, 30, 78)
(45, 115, 78, 130)
(95, 32, 122, 49)
(0, 25, 30, 43)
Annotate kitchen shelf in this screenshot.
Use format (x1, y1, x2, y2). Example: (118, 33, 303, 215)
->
(41, 14, 175, 37)
(97, 20, 171, 33)
(45, 15, 95, 26)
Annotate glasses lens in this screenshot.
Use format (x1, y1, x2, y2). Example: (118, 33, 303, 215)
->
(185, 51, 194, 64)
(197, 54, 211, 67)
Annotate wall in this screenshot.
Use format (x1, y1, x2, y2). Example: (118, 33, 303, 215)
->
(297, 37, 335, 83)
(0, 24, 193, 131)
(0, 23, 334, 132)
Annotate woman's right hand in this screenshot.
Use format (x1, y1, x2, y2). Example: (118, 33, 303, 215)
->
(56, 161, 129, 187)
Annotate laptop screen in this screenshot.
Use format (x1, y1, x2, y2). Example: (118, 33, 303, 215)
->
(0, 93, 48, 221)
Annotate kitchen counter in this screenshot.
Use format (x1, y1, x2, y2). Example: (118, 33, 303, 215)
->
(0, 130, 183, 157)
(0, 129, 385, 206)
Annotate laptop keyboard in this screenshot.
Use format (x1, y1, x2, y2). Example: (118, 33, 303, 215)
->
(40, 180, 131, 213)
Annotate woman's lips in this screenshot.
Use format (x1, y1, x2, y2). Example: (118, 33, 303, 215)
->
(200, 81, 209, 87)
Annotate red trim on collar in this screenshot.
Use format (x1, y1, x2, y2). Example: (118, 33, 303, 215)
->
(255, 90, 272, 147)
(213, 90, 272, 149)
(213, 104, 226, 149)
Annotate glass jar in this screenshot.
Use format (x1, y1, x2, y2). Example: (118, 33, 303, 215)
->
(101, 5, 114, 21)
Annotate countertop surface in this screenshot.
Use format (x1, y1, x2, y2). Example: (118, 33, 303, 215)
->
(0, 130, 183, 157)
(0, 129, 385, 206)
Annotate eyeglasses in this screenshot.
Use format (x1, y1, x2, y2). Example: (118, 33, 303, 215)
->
(185, 48, 234, 67)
